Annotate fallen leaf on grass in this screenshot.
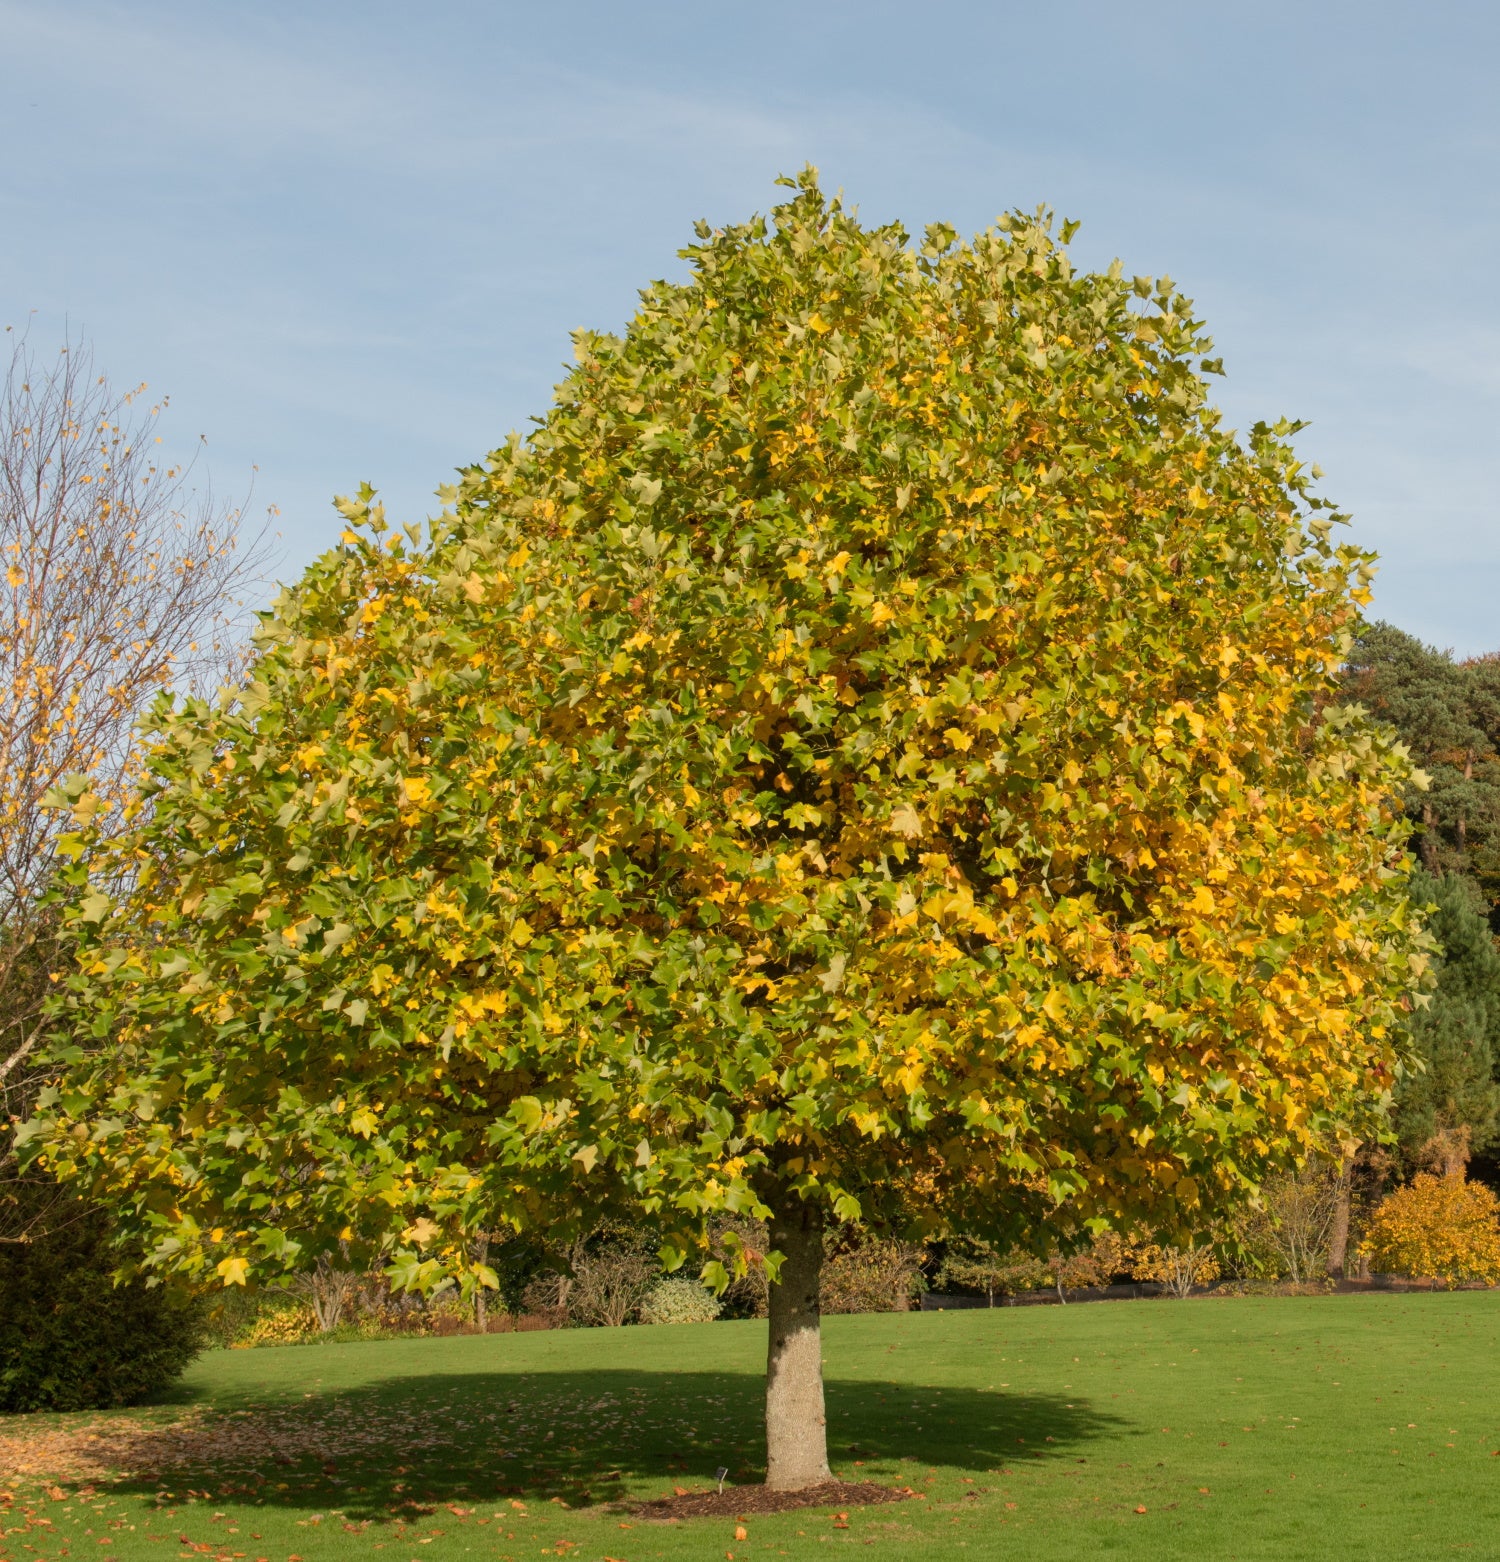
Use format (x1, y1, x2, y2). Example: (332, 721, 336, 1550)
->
(1134, 1506, 1147, 1515)
(734, 1525, 748, 1540)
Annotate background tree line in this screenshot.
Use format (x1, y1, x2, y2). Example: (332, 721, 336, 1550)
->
(1338, 624, 1500, 1199)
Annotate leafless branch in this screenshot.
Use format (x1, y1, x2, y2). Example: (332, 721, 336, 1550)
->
(0, 325, 270, 1239)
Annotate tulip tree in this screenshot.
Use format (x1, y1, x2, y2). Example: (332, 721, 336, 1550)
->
(30, 173, 1423, 1490)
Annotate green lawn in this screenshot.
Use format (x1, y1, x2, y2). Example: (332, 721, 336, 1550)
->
(5, 1294, 1500, 1561)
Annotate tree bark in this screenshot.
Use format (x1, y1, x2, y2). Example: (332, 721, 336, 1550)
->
(1327, 1147, 1356, 1277)
(1421, 803, 1437, 870)
(474, 1231, 490, 1333)
(764, 1194, 832, 1492)
(1436, 1126, 1470, 1179)
(1459, 750, 1472, 854)
(0, 1029, 38, 1083)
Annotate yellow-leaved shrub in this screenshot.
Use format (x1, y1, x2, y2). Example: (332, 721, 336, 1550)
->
(1361, 1174, 1500, 1288)
(231, 1297, 320, 1348)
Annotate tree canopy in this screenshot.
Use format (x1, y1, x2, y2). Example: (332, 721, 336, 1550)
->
(28, 172, 1423, 1484)
(1341, 622, 1500, 910)
(1391, 870, 1500, 1175)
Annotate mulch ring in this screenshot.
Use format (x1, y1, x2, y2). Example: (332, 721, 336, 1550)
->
(628, 1479, 916, 1520)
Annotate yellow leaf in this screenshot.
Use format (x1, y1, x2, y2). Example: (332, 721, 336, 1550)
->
(807, 312, 832, 335)
(573, 1144, 599, 1172)
(510, 916, 533, 946)
(1041, 988, 1069, 1024)
(217, 1256, 250, 1288)
(404, 1216, 441, 1247)
(890, 804, 924, 839)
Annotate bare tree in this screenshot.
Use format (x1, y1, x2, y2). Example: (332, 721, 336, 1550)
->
(569, 1243, 656, 1327)
(289, 1251, 364, 1333)
(1, 327, 266, 1240)
(1235, 1160, 1346, 1283)
(520, 1233, 658, 1327)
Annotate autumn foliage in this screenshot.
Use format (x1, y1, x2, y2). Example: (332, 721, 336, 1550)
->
(30, 173, 1420, 1302)
(1360, 1174, 1500, 1288)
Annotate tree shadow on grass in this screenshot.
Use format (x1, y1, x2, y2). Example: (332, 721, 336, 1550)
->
(97, 1369, 1126, 1521)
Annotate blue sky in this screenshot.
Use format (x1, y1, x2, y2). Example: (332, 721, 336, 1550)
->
(4, 0, 1497, 652)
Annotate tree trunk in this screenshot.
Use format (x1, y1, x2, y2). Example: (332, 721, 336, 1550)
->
(764, 1195, 832, 1492)
(1459, 751, 1472, 854)
(1327, 1147, 1355, 1277)
(474, 1231, 490, 1333)
(1437, 1126, 1470, 1179)
(1421, 802, 1437, 870)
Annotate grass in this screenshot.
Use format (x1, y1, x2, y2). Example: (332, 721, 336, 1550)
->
(4, 1293, 1500, 1560)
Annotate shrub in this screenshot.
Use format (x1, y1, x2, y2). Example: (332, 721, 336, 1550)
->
(1045, 1232, 1133, 1300)
(640, 1277, 723, 1325)
(821, 1236, 925, 1314)
(520, 1271, 572, 1317)
(0, 1203, 204, 1410)
(230, 1295, 320, 1348)
(937, 1232, 1132, 1303)
(1232, 1162, 1345, 1282)
(570, 1245, 657, 1326)
(521, 1237, 657, 1327)
(1360, 1173, 1500, 1287)
(511, 1308, 567, 1331)
(708, 1215, 773, 1318)
(1131, 1236, 1221, 1298)
(288, 1254, 363, 1332)
(202, 1284, 264, 1349)
(938, 1239, 1049, 1303)
(709, 1219, 924, 1316)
